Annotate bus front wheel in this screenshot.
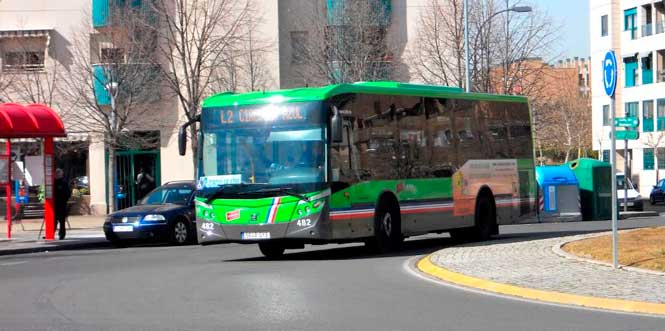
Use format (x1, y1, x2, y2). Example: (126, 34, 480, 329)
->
(258, 242, 285, 259)
(366, 202, 402, 253)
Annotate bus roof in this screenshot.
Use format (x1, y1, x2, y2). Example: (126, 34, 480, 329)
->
(202, 81, 529, 108)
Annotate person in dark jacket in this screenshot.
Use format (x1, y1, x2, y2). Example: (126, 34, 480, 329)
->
(54, 168, 71, 240)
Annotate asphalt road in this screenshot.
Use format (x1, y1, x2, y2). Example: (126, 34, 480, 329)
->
(1, 217, 665, 331)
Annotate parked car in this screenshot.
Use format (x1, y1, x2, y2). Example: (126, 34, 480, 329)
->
(617, 173, 643, 211)
(103, 181, 196, 245)
(649, 178, 665, 205)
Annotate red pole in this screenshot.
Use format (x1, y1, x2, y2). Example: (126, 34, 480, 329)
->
(44, 137, 55, 241)
(6, 140, 11, 240)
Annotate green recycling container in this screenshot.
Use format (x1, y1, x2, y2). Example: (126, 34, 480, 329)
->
(566, 158, 612, 221)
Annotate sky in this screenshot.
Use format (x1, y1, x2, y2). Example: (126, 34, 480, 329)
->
(531, 0, 590, 59)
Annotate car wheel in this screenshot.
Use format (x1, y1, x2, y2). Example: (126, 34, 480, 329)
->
(105, 233, 127, 247)
(258, 242, 285, 259)
(171, 219, 190, 245)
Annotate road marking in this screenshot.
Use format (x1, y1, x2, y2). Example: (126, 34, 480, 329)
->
(414, 254, 665, 317)
(0, 261, 28, 267)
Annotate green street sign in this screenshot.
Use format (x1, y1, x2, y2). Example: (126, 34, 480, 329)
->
(614, 117, 639, 128)
(610, 131, 639, 140)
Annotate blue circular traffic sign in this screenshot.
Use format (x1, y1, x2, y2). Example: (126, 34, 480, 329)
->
(603, 51, 617, 97)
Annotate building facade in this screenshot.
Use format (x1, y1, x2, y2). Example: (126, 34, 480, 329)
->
(591, 0, 665, 195)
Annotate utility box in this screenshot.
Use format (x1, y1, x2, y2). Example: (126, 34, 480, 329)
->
(567, 158, 612, 221)
(536, 166, 582, 222)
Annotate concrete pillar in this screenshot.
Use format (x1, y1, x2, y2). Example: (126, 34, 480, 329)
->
(88, 134, 107, 215)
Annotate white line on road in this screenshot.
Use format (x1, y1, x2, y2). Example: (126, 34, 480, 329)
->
(0, 261, 28, 267)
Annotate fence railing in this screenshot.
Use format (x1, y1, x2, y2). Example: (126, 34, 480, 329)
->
(642, 23, 653, 37)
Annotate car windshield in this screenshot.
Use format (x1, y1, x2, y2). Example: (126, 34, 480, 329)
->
(616, 176, 634, 190)
(141, 185, 193, 205)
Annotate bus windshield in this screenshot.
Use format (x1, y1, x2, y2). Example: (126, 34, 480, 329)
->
(199, 102, 327, 193)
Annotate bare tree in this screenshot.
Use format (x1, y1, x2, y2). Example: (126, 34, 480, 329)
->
(408, 0, 559, 93)
(643, 132, 665, 181)
(532, 69, 590, 163)
(296, 0, 398, 85)
(4, 54, 61, 107)
(149, 0, 254, 167)
(207, 11, 273, 94)
(59, 5, 162, 212)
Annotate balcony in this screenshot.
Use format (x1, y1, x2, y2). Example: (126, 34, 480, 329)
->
(92, 63, 161, 106)
(92, 0, 154, 29)
(658, 21, 665, 35)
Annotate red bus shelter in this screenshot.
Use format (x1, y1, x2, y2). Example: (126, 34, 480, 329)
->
(0, 103, 66, 240)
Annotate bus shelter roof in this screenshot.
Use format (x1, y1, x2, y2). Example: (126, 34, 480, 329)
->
(0, 103, 66, 138)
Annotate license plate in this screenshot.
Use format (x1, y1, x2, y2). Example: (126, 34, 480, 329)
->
(241, 232, 270, 240)
(113, 225, 134, 233)
(628, 202, 634, 206)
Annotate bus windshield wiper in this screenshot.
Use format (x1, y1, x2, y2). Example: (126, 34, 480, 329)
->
(239, 187, 309, 202)
(205, 183, 251, 203)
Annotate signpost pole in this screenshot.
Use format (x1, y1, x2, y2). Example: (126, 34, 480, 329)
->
(610, 98, 619, 269)
(604, 50, 619, 269)
(624, 140, 628, 212)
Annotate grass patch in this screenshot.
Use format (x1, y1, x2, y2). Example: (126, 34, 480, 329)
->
(562, 227, 665, 272)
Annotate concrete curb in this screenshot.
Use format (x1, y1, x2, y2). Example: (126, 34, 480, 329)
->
(0, 238, 111, 257)
(417, 255, 665, 316)
(553, 231, 665, 277)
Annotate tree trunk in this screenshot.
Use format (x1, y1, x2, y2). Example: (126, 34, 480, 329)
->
(107, 144, 116, 214)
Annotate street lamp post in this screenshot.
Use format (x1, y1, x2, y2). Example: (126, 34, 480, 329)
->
(105, 81, 118, 213)
(464, 3, 532, 92)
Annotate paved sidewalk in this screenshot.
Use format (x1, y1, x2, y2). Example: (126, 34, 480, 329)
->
(0, 215, 109, 256)
(427, 231, 665, 305)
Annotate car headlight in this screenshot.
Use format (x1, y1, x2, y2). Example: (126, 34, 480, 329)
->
(142, 214, 166, 222)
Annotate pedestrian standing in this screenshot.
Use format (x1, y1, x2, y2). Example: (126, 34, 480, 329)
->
(54, 168, 71, 240)
(135, 167, 155, 201)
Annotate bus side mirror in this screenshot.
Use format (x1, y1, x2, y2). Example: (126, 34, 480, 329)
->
(178, 115, 201, 156)
(178, 126, 187, 156)
(331, 107, 343, 143)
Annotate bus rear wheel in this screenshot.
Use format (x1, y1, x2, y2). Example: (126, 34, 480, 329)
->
(472, 194, 495, 241)
(258, 242, 285, 259)
(450, 194, 496, 242)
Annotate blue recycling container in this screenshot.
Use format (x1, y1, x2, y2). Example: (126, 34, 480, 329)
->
(535, 166, 582, 222)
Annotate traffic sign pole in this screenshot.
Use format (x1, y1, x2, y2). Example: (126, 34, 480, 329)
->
(604, 50, 619, 269)
(610, 98, 619, 269)
(624, 140, 628, 213)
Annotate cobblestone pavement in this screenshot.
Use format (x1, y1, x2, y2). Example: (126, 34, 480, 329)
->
(430, 233, 665, 304)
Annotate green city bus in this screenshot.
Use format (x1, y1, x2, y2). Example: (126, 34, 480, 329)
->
(179, 82, 537, 257)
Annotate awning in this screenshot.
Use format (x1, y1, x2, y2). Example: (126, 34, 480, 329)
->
(0, 103, 66, 138)
(0, 29, 52, 39)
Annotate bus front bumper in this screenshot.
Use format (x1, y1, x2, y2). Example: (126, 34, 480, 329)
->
(196, 214, 332, 244)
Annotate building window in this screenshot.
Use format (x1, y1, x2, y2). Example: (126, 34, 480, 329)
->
(601, 15, 608, 37)
(644, 148, 655, 170)
(624, 8, 637, 39)
(625, 102, 639, 130)
(602, 150, 610, 162)
(2, 51, 45, 72)
(290, 31, 308, 65)
(603, 105, 611, 126)
(643, 100, 654, 132)
(642, 55, 653, 85)
(100, 48, 125, 63)
(659, 99, 665, 131)
(659, 148, 665, 170)
(624, 57, 638, 87)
